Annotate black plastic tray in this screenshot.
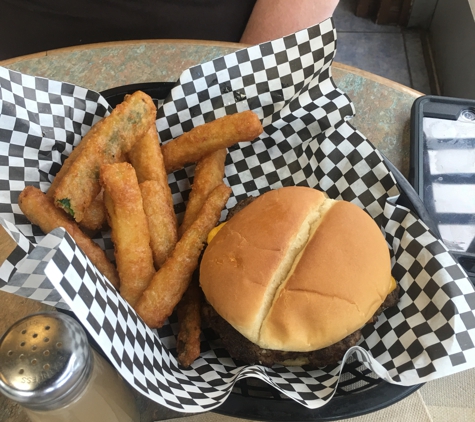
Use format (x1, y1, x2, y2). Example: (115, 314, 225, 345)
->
(99, 82, 423, 421)
(409, 95, 475, 283)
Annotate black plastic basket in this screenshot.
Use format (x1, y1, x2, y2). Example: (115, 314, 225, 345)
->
(99, 83, 424, 421)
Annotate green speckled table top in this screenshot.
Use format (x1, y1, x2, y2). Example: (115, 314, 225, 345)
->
(0, 40, 423, 422)
(1, 40, 421, 177)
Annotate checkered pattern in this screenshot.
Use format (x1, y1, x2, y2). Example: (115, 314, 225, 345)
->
(157, 18, 356, 215)
(0, 223, 69, 309)
(358, 202, 475, 383)
(1, 18, 475, 413)
(0, 65, 111, 238)
(0, 217, 33, 287)
(58, 311, 90, 350)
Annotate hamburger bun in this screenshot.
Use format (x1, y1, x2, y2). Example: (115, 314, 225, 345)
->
(200, 186, 393, 355)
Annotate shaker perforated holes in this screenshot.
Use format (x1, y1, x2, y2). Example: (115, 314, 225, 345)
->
(0, 320, 60, 382)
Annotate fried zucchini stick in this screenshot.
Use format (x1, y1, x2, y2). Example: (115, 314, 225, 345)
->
(140, 180, 178, 269)
(135, 183, 231, 328)
(101, 163, 155, 307)
(162, 110, 263, 173)
(128, 125, 170, 189)
(178, 149, 226, 238)
(51, 143, 126, 230)
(174, 150, 226, 363)
(54, 91, 156, 222)
(18, 186, 120, 289)
(176, 276, 203, 368)
(79, 191, 108, 233)
(129, 125, 177, 268)
(46, 131, 93, 198)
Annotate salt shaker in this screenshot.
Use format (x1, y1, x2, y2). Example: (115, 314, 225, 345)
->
(0, 312, 139, 422)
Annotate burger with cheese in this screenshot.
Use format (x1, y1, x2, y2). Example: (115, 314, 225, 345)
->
(200, 186, 398, 368)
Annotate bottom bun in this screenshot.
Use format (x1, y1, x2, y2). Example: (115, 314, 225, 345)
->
(203, 302, 362, 368)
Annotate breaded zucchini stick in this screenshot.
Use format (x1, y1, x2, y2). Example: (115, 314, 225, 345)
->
(140, 180, 178, 269)
(135, 183, 231, 328)
(178, 149, 227, 238)
(79, 191, 108, 233)
(174, 150, 227, 366)
(100, 163, 155, 307)
(18, 186, 120, 289)
(46, 129, 94, 198)
(176, 276, 203, 368)
(129, 125, 177, 268)
(54, 91, 156, 222)
(161, 110, 263, 173)
(128, 125, 171, 189)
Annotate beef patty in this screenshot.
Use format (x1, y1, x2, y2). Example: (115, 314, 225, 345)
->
(202, 286, 399, 368)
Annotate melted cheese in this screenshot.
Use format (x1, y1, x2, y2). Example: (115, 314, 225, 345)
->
(207, 222, 227, 244)
(389, 276, 397, 293)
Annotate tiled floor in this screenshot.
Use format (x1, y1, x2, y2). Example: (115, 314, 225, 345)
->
(333, 0, 432, 94)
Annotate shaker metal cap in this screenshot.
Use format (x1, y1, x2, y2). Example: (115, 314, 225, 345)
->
(0, 311, 93, 410)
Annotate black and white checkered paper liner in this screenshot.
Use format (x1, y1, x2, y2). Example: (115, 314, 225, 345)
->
(1, 18, 475, 412)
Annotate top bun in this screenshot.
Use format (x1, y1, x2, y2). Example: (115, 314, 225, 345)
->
(200, 186, 393, 352)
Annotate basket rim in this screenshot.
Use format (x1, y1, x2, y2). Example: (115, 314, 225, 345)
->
(100, 82, 425, 421)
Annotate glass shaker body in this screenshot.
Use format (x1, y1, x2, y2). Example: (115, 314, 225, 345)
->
(24, 349, 139, 422)
(0, 312, 139, 422)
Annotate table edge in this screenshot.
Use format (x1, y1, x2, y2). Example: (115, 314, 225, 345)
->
(0, 39, 423, 99)
(332, 62, 423, 99)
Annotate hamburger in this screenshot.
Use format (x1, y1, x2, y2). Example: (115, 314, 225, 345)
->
(199, 186, 399, 368)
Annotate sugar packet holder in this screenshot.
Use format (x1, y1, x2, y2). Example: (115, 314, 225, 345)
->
(1, 18, 475, 413)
